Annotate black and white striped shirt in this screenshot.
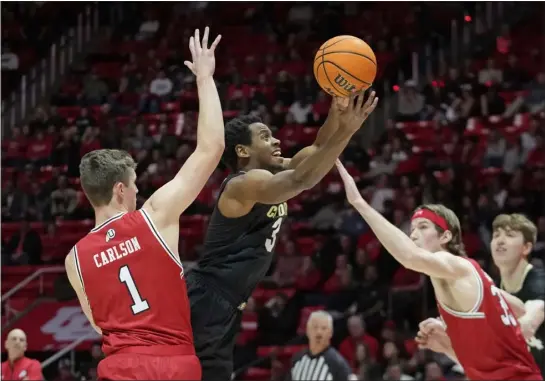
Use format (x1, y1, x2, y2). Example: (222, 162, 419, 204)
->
(288, 347, 353, 381)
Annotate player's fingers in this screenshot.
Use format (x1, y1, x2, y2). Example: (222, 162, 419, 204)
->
(194, 29, 202, 51)
(188, 36, 195, 57)
(355, 89, 366, 111)
(361, 90, 375, 113)
(210, 34, 222, 52)
(348, 90, 358, 112)
(184, 61, 194, 72)
(202, 26, 209, 49)
(366, 96, 379, 115)
(419, 318, 435, 331)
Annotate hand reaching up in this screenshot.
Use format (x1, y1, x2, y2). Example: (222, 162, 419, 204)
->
(184, 27, 221, 79)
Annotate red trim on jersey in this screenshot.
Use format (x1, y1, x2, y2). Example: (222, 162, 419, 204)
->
(412, 209, 449, 231)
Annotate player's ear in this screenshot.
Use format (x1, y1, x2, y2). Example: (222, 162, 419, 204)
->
(235, 144, 250, 159)
(522, 242, 533, 257)
(440, 230, 453, 245)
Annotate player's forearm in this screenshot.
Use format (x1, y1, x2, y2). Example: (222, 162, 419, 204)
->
(314, 105, 339, 147)
(351, 199, 420, 268)
(195, 76, 225, 153)
(291, 127, 354, 189)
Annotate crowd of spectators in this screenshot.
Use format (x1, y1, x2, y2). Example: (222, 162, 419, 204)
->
(2, 2, 544, 381)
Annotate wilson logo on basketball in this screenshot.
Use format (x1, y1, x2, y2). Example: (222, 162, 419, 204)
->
(334, 74, 356, 92)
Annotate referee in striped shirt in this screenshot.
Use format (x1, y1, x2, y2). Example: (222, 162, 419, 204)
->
(288, 311, 355, 381)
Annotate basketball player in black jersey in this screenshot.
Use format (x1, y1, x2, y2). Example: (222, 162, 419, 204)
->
(491, 213, 545, 376)
(187, 90, 378, 380)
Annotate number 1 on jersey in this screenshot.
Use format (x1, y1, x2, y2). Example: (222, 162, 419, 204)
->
(119, 265, 150, 314)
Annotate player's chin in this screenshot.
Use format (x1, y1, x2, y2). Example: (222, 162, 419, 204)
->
(268, 156, 285, 170)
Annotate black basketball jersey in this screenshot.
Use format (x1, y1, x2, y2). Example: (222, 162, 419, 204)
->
(193, 172, 288, 301)
(500, 264, 545, 376)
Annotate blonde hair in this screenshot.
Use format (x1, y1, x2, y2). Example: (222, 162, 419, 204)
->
(492, 213, 537, 245)
(415, 204, 467, 257)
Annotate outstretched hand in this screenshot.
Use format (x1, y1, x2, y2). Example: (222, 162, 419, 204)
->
(335, 159, 364, 206)
(335, 90, 378, 134)
(184, 26, 221, 79)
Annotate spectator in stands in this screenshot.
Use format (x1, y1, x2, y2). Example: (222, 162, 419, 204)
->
(396, 80, 425, 122)
(503, 138, 524, 175)
(2, 181, 27, 221)
(1, 329, 43, 380)
(289, 311, 354, 381)
(149, 70, 173, 110)
(289, 96, 313, 124)
(483, 129, 506, 168)
(505, 72, 545, 116)
(502, 55, 530, 90)
(370, 174, 394, 214)
(82, 72, 108, 106)
(26, 130, 53, 167)
(50, 175, 78, 219)
(138, 14, 160, 40)
(26, 182, 52, 221)
(258, 292, 297, 345)
(74, 108, 96, 135)
(480, 85, 506, 117)
(352, 265, 387, 333)
(339, 315, 379, 368)
(271, 241, 301, 287)
(424, 361, 446, 381)
(54, 358, 76, 381)
(478, 58, 503, 85)
(3, 219, 42, 265)
(384, 362, 414, 380)
(310, 200, 343, 232)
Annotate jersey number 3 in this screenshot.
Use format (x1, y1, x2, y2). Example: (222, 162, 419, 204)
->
(491, 285, 517, 327)
(265, 218, 283, 252)
(119, 265, 150, 314)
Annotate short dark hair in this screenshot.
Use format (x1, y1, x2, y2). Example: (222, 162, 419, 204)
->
(222, 114, 261, 171)
(79, 149, 136, 207)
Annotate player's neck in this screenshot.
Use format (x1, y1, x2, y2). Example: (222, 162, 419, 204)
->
(500, 259, 530, 292)
(8, 353, 23, 364)
(309, 342, 328, 356)
(94, 205, 128, 227)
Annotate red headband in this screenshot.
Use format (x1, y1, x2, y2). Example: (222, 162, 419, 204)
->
(411, 209, 449, 231)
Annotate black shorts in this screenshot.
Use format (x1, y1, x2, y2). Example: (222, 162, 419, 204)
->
(187, 271, 243, 381)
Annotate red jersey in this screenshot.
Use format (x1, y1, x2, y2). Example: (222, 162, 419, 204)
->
(438, 258, 541, 380)
(1, 357, 43, 381)
(73, 209, 194, 356)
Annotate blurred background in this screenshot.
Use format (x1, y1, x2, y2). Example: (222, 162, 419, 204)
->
(1, 2, 544, 380)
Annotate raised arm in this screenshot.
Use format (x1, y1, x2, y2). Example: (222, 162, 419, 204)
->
(223, 92, 378, 209)
(143, 27, 224, 226)
(335, 160, 472, 280)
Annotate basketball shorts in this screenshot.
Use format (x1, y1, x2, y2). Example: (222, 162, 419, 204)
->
(187, 271, 243, 381)
(98, 350, 200, 380)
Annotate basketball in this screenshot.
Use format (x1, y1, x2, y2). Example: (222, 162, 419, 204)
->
(313, 35, 377, 97)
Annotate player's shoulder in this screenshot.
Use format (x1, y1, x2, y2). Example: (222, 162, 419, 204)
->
(527, 264, 545, 280)
(291, 348, 308, 363)
(223, 169, 273, 196)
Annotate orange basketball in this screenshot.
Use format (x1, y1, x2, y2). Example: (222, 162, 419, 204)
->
(313, 35, 377, 97)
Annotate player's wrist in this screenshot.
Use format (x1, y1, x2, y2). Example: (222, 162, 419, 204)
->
(196, 75, 214, 86)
